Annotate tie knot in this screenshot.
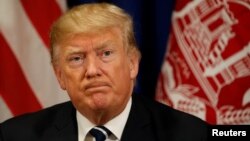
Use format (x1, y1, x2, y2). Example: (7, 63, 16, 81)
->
(89, 126, 111, 141)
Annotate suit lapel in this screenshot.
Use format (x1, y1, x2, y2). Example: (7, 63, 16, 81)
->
(121, 94, 156, 141)
(51, 102, 78, 141)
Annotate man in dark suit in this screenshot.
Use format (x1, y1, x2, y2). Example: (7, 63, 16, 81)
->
(0, 3, 208, 141)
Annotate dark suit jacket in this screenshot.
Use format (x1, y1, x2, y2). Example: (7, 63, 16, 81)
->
(0, 94, 208, 141)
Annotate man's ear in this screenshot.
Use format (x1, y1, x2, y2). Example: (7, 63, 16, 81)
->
(129, 50, 140, 79)
(53, 65, 66, 90)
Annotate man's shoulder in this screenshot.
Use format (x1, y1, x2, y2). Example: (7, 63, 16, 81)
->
(0, 101, 74, 128)
(0, 101, 77, 140)
(134, 94, 205, 121)
(131, 94, 208, 140)
(133, 93, 208, 129)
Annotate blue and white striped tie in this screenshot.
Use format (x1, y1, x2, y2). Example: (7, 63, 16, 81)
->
(89, 126, 111, 141)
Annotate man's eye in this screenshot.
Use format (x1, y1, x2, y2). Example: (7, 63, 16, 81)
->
(70, 56, 82, 61)
(98, 50, 115, 62)
(68, 55, 84, 64)
(102, 50, 112, 57)
(67, 55, 84, 67)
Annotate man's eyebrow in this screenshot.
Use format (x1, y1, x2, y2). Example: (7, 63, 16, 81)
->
(66, 49, 85, 55)
(95, 40, 115, 50)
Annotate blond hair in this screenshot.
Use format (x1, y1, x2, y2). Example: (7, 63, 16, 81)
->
(50, 2, 141, 64)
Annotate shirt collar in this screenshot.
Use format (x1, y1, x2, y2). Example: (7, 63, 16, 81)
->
(77, 97, 132, 141)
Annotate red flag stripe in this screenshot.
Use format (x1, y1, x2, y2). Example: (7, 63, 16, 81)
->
(1, 0, 68, 109)
(0, 33, 42, 116)
(20, 0, 62, 48)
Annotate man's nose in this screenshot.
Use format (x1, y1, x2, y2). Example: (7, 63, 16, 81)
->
(85, 56, 100, 79)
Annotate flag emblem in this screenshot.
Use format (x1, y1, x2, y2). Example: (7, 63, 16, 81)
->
(156, 0, 250, 124)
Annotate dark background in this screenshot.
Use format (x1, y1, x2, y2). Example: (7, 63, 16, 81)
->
(67, 0, 175, 99)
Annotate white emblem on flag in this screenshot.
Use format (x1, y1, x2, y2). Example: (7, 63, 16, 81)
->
(156, 0, 250, 124)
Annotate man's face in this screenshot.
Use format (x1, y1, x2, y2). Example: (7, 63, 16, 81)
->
(54, 27, 139, 117)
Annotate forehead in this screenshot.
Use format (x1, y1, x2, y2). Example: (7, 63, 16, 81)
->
(63, 27, 123, 47)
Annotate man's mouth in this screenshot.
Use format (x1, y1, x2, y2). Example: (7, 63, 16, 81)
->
(84, 82, 110, 92)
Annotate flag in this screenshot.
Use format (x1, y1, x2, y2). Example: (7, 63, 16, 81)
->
(156, 0, 250, 124)
(0, 0, 69, 122)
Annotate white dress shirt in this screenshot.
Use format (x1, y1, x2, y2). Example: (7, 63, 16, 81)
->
(77, 97, 132, 141)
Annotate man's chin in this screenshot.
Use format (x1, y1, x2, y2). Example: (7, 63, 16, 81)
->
(91, 93, 110, 109)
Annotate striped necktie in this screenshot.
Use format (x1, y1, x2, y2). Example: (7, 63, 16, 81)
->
(89, 126, 111, 141)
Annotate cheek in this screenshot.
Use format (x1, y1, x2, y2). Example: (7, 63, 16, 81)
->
(113, 63, 132, 88)
(63, 67, 85, 90)
(65, 71, 85, 103)
(104, 61, 130, 78)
